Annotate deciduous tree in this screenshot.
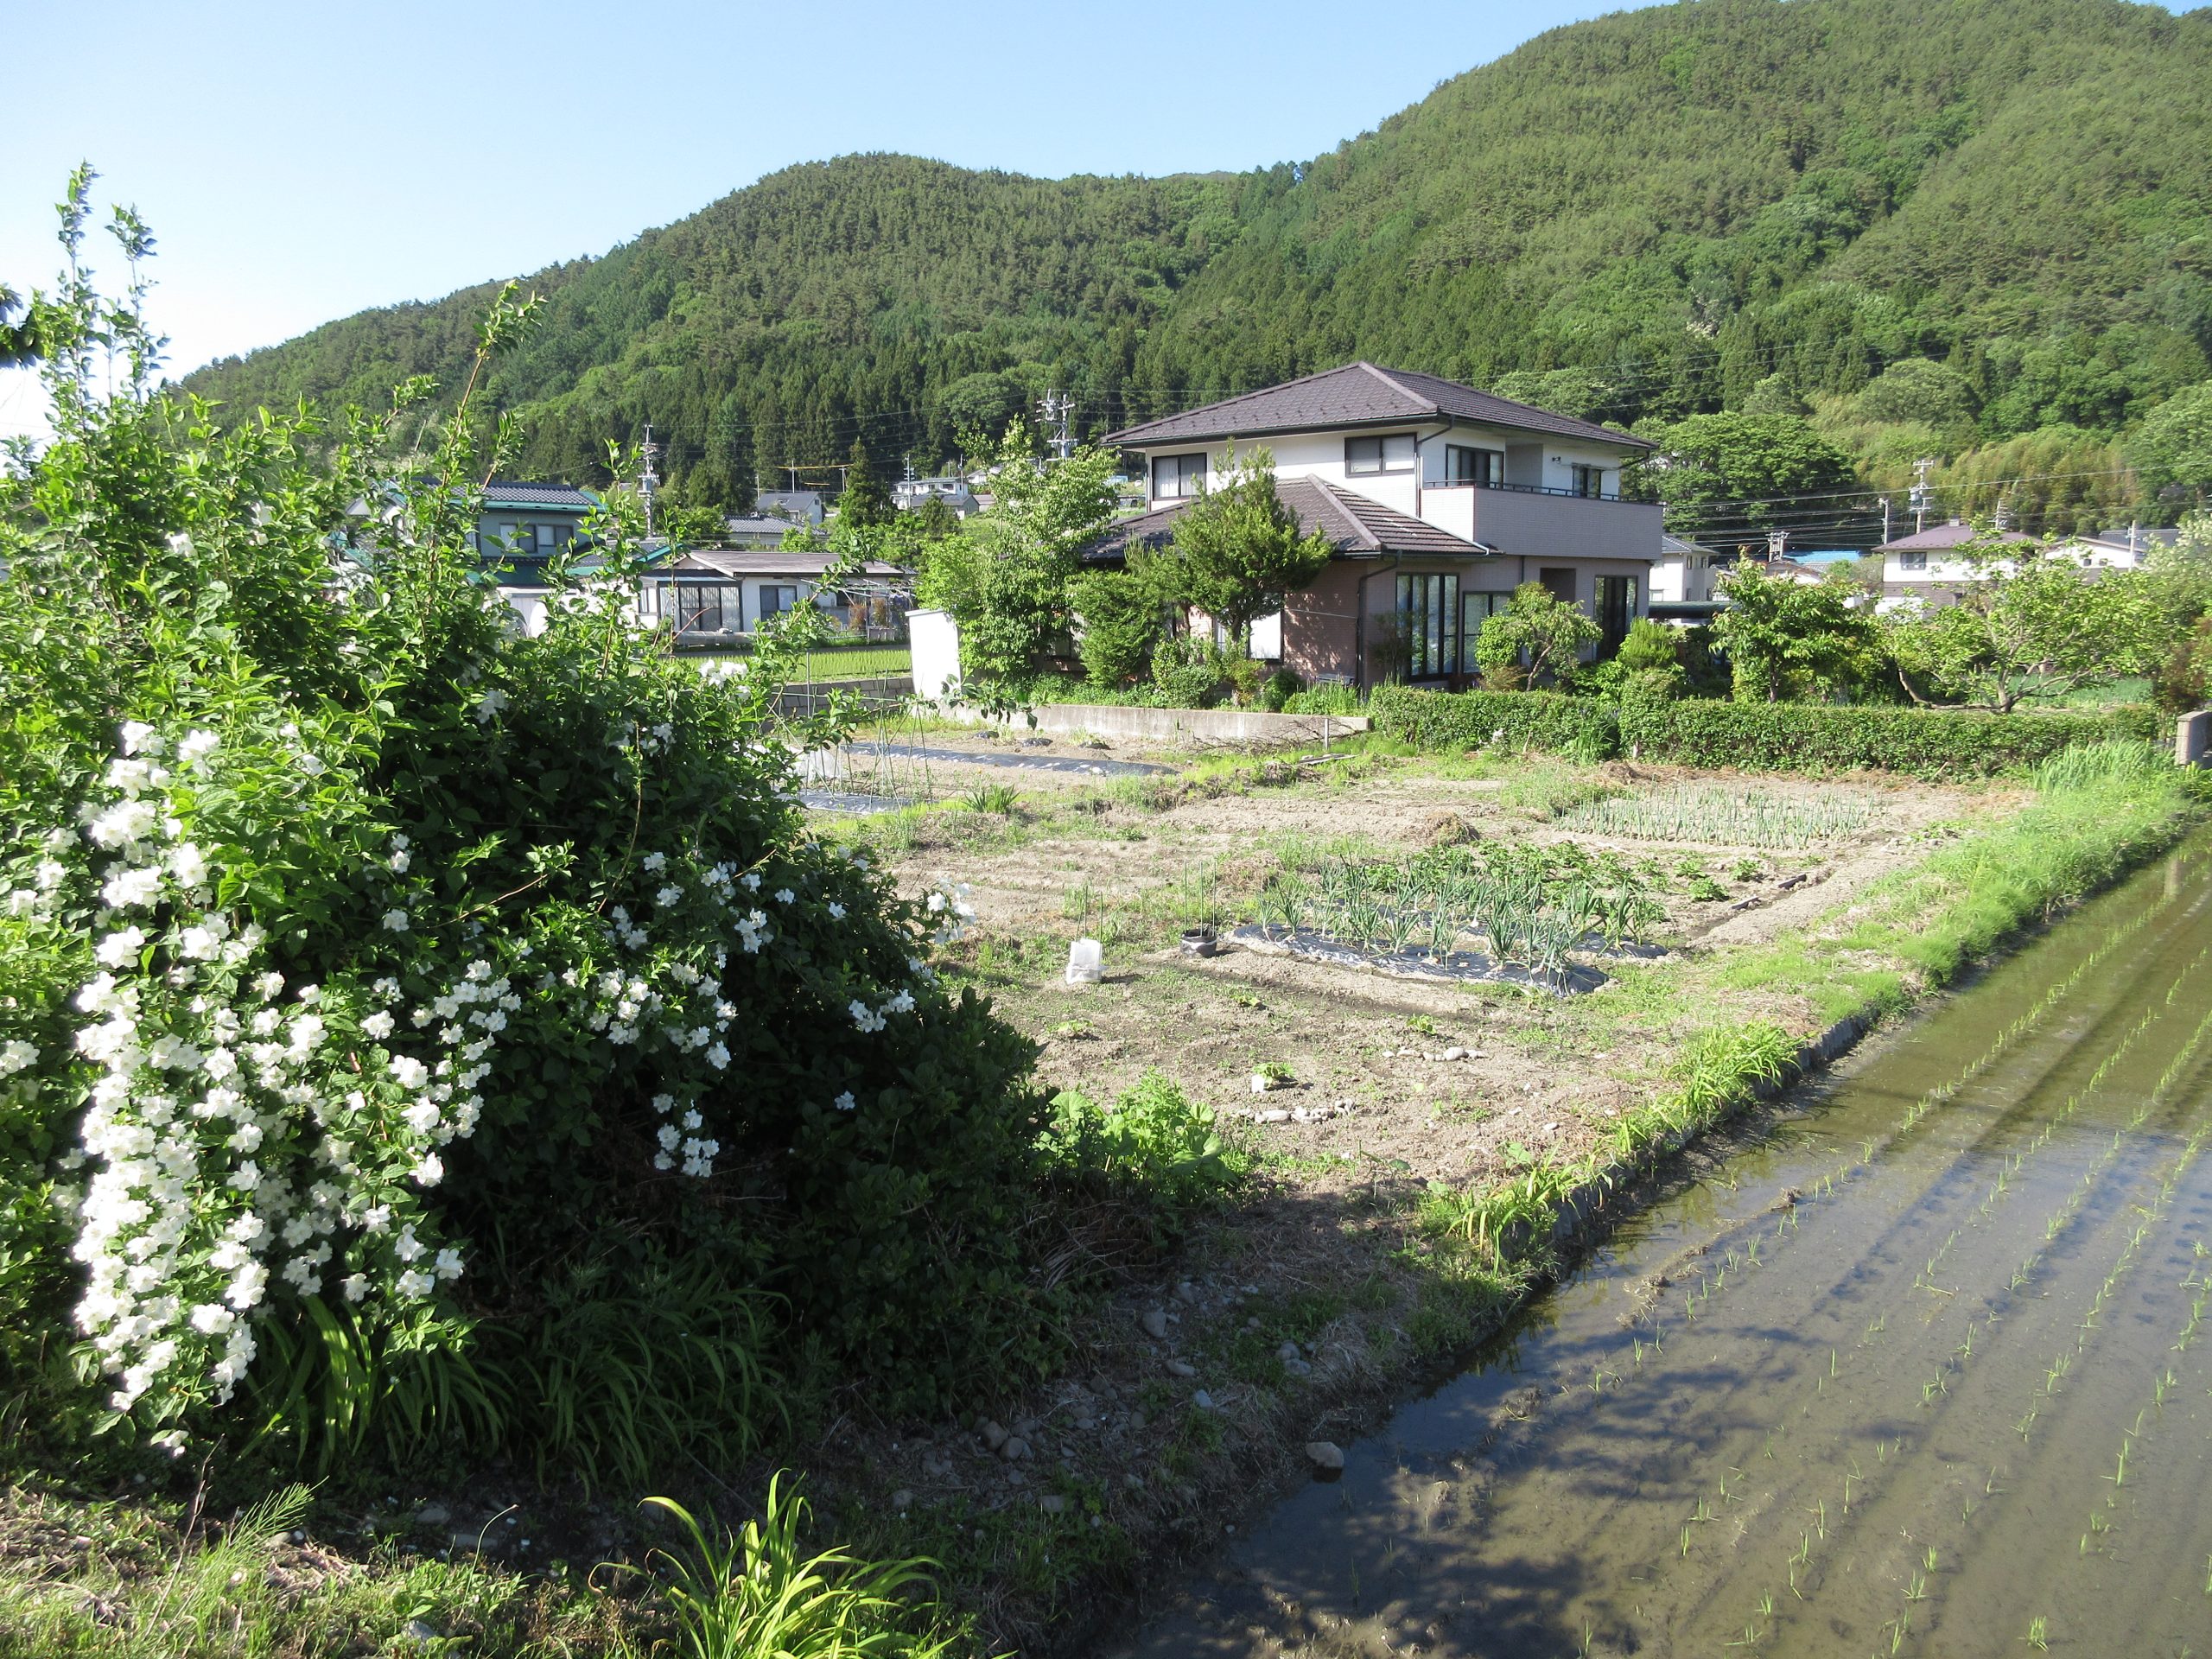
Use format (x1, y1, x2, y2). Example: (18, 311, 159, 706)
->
(1155, 448, 1332, 652)
(1709, 563, 1879, 702)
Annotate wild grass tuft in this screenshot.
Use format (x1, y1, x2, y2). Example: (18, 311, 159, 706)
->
(638, 1478, 966, 1659)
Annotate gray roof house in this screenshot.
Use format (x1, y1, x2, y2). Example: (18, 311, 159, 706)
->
(1091, 362, 1662, 688)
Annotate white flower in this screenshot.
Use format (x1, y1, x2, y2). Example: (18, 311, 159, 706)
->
(827, 902, 846, 920)
(362, 1205, 391, 1235)
(392, 1224, 424, 1261)
(657, 1124, 680, 1151)
(296, 753, 327, 777)
(849, 1000, 887, 1034)
(705, 1042, 729, 1070)
(774, 887, 795, 905)
(388, 849, 411, 873)
(176, 924, 224, 960)
(403, 1100, 442, 1135)
(119, 721, 162, 757)
(834, 1091, 857, 1112)
(651, 1092, 675, 1114)
(882, 989, 916, 1017)
(340, 1273, 370, 1303)
(641, 852, 666, 874)
(177, 728, 219, 770)
(0, 1039, 37, 1076)
(35, 859, 66, 891)
(411, 1152, 444, 1186)
(741, 872, 760, 891)
(87, 798, 158, 849)
(397, 1268, 434, 1299)
(381, 909, 410, 933)
(95, 926, 147, 968)
(361, 1011, 395, 1039)
(189, 1303, 234, 1335)
(101, 866, 163, 909)
(472, 687, 508, 724)
(168, 843, 208, 889)
(655, 885, 683, 907)
(389, 1056, 429, 1090)
(681, 1109, 702, 1130)
(434, 1248, 465, 1281)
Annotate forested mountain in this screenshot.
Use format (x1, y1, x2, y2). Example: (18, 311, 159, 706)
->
(181, 0, 2212, 531)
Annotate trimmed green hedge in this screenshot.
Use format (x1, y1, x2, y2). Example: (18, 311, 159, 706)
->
(1369, 686, 2164, 779)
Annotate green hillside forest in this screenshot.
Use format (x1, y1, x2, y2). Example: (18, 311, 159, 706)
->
(181, 0, 2212, 543)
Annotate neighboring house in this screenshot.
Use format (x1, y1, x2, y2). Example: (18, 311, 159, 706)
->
(1874, 521, 2037, 609)
(639, 550, 913, 645)
(722, 514, 811, 549)
(472, 480, 598, 636)
(755, 490, 825, 525)
(1764, 556, 1835, 586)
(472, 480, 596, 573)
(1648, 533, 1736, 623)
(1088, 361, 1661, 689)
(892, 475, 979, 516)
(2046, 524, 2179, 569)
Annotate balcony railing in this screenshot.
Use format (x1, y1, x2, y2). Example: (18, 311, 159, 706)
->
(1427, 478, 1627, 503)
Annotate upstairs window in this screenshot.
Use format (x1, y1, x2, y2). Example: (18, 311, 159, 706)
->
(1445, 445, 1503, 486)
(1346, 433, 1416, 475)
(1153, 453, 1208, 499)
(1898, 551, 1929, 572)
(1568, 464, 1606, 498)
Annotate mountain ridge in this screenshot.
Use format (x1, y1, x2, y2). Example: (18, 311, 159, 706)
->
(180, 0, 2212, 508)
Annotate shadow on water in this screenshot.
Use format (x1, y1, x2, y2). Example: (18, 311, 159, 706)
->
(1111, 842, 2212, 1658)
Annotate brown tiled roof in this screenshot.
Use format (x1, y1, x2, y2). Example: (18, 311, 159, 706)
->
(1104, 361, 1654, 452)
(1081, 476, 1486, 564)
(1875, 522, 2037, 553)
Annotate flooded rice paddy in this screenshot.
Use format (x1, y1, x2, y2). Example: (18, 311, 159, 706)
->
(1123, 845, 2212, 1658)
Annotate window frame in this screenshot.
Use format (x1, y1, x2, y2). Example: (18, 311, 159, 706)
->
(1394, 571, 1461, 679)
(1444, 444, 1503, 487)
(1345, 433, 1417, 476)
(1568, 463, 1607, 499)
(1897, 550, 1929, 572)
(1152, 453, 1209, 500)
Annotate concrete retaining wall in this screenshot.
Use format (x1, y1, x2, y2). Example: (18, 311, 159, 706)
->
(940, 702, 1370, 746)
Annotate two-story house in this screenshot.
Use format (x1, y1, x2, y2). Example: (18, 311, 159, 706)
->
(1873, 521, 2037, 611)
(1088, 363, 1661, 689)
(471, 480, 599, 636)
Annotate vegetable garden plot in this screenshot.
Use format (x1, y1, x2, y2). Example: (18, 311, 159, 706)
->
(1560, 784, 1873, 848)
(1239, 842, 1666, 992)
(1227, 925, 1610, 995)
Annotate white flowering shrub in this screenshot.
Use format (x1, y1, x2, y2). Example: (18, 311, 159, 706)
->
(0, 175, 1052, 1463)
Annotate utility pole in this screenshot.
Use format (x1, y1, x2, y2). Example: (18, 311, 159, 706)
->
(1038, 391, 1073, 461)
(1910, 456, 1936, 535)
(1881, 493, 1891, 546)
(639, 423, 661, 541)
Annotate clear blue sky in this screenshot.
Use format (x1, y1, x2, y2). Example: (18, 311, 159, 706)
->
(1, 0, 1653, 435)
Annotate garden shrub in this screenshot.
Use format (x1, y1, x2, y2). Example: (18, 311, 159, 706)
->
(1149, 636, 1233, 709)
(0, 185, 1054, 1465)
(1369, 686, 2161, 779)
(1259, 667, 1303, 712)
